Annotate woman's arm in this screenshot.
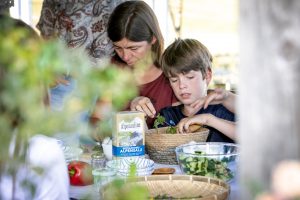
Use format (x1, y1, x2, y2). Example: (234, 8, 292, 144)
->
(220, 90, 236, 113)
(190, 88, 236, 113)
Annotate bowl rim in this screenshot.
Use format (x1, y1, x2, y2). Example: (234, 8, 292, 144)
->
(175, 142, 239, 156)
(106, 157, 155, 170)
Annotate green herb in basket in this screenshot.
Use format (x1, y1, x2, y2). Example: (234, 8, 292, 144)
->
(166, 126, 177, 134)
(153, 114, 176, 134)
(153, 114, 165, 130)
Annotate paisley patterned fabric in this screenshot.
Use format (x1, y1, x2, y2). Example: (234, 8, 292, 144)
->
(37, 0, 127, 63)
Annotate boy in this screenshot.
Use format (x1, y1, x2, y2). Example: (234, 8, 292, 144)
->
(159, 38, 236, 142)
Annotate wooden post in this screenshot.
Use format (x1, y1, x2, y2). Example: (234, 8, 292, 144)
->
(239, 0, 300, 199)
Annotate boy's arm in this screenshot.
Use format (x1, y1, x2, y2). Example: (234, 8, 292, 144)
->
(206, 114, 236, 140)
(177, 114, 236, 141)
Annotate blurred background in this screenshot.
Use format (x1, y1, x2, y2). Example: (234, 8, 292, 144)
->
(10, 0, 239, 91)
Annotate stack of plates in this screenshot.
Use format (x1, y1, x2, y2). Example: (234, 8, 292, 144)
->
(106, 157, 154, 176)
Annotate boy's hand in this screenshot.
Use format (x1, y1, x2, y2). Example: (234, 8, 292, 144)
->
(177, 114, 211, 133)
(130, 96, 156, 118)
(191, 88, 229, 109)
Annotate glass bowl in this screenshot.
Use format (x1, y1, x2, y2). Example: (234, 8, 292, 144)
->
(175, 142, 239, 182)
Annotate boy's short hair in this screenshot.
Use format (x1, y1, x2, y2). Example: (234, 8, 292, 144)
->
(161, 38, 212, 79)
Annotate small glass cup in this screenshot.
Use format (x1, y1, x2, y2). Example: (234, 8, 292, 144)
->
(91, 152, 106, 169)
(92, 168, 116, 192)
(91, 152, 111, 192)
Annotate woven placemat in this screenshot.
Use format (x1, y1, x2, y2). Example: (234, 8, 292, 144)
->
(102, 175, 229, 200)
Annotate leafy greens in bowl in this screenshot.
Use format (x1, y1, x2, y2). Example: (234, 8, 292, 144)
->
(175, 142, 239, 182)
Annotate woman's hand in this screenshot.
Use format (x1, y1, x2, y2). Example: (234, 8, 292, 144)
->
(190, 88, 235, 113)
(191, 88, 229, 109)
(130, 96, 156, 118)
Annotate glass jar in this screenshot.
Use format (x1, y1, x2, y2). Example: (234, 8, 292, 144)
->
(91, 152, 106, 169)
(92, 168, 116, 191)
(91, 152, 115, 192)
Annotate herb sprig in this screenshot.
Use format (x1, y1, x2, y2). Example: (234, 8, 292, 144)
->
(153, 114, 177, 134)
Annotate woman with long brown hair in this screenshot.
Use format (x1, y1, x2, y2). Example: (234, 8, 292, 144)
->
(107, 1, 178, 127)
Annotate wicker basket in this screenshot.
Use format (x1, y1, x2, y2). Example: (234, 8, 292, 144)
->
(102, 175, 229, 200)
(145, 127, 209, 164)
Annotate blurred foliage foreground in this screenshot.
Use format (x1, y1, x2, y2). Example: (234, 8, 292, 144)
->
(0, 21, 152, 199)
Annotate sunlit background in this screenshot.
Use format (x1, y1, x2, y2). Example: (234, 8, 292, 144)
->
(10, 0, 239, 91)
